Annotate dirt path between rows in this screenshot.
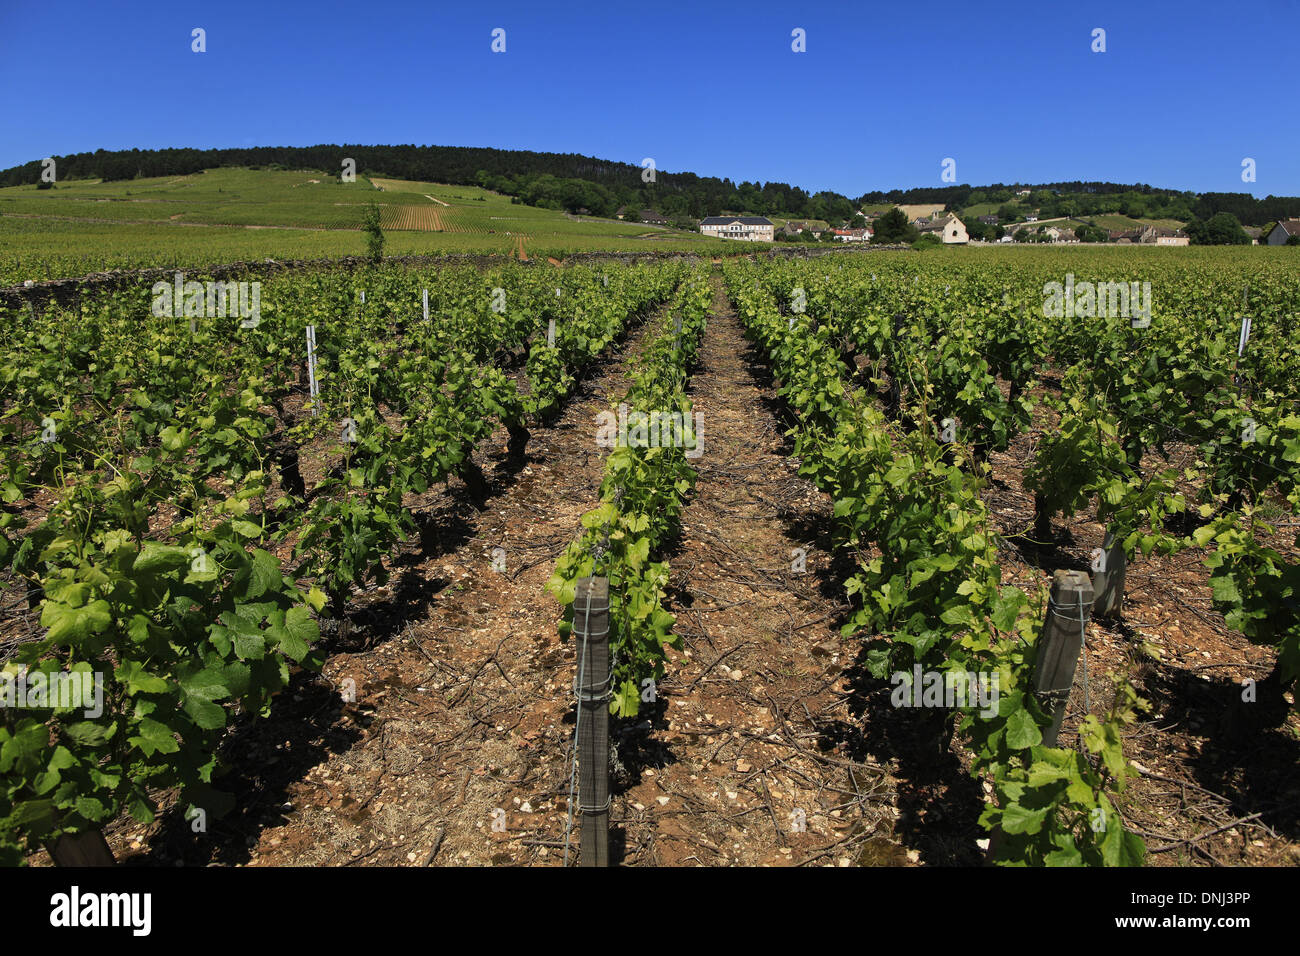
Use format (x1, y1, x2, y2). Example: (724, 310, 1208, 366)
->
(607, 275, 907, 866)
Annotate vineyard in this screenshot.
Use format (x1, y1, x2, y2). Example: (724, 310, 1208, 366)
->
(0, 168, 718, 285)
(0, 247, 1297, 867)
(380, 205, 448, 232)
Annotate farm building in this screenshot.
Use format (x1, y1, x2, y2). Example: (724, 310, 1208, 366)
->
(832, 227, 872, 242)
(1267, 219, 1300, 245)
(782, 219, 829, 237)
(699, 216, 774, 242)
(1140, 226, 1190, 246)
(919, 214, 969, 244)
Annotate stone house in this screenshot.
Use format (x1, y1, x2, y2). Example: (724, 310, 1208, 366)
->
(699, 216, 775, 242)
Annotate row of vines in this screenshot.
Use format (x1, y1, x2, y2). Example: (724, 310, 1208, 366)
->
(725, 250, 1299, 865)
(0, 258, 691, 864)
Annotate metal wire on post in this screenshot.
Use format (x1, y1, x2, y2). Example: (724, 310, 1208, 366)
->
(563, 589, 590, 867)
(1077, 596, 1090, 719)
(563, 578, 610, 867)
(576, 579, 610, 867)
(987, 570, 1094, 864)
(1033, 570, 1095, 748)
(561, 485, 621, 866)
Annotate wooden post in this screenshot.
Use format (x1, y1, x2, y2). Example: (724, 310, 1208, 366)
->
(47, 829, 115, 867)
(1033, 569, 1094, 747)
(1090, 529, 1126, 620)
(986, 569, 1093, 864)
(573, 577, 610, 867)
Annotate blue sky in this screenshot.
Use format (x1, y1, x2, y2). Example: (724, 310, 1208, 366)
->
(1, 0, 1297, 197)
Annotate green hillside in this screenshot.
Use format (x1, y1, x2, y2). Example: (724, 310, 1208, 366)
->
(0, 168, 722, 284)
(1087, 214, 1188, 233)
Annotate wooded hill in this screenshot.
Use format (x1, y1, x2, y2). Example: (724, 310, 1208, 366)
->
(2, 144, 1297, 227)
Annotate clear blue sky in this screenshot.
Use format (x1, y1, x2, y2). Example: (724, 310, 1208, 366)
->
(2, 0, 1297, 197)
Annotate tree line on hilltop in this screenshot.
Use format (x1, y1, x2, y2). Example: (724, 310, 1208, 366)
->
(2, 144, 1297, 230)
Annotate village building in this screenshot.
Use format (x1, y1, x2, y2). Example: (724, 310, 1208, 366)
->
(699, 216, 775, 242)
(1266, 219, 1300, 245)
(783, 219, 829, 237)
(919, 214, 968, 244)
(832, 227, 872, 242)
(1138, 226, 1190, 246)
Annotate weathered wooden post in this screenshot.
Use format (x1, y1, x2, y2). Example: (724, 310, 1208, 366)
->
(573, 576, 610, 867)
(1033, 569, 1094, 747)
(47, 830, 115, 866)
(1090, 530, 1126, 620)
(987, 569, 1093, 863)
